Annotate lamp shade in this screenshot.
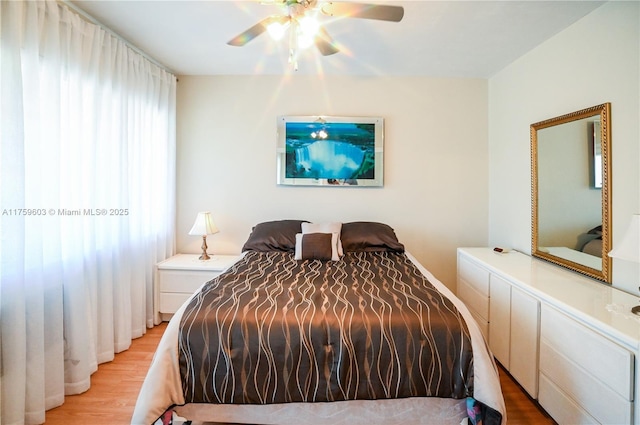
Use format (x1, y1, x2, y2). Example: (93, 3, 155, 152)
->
(188, 212, 219, 236)
(608, 214, 640, 263)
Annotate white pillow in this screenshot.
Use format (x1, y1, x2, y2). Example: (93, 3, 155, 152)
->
(294, 232, 340, 261)
(301, 222, 344, 256)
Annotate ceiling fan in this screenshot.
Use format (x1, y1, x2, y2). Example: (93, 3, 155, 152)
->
(227, 0, 404, 68)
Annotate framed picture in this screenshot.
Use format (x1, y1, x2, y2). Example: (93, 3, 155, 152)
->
(276, 115, 384, 187)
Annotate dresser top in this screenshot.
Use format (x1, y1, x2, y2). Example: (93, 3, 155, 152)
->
(458, 247, 640, 348)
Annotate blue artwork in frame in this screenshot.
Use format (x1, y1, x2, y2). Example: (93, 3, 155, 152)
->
(276, 116, 384, 187)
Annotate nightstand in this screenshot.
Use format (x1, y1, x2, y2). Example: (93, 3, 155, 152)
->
(155, 253, 240, 322)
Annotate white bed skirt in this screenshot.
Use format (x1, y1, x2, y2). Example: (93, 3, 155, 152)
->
(173, 396, 467, 425)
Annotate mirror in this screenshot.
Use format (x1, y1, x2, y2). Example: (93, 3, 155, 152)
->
(531, 103, 611, 283)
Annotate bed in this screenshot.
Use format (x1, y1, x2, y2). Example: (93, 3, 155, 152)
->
(132, 221, 506, 425)
(576, 224, 603, 257)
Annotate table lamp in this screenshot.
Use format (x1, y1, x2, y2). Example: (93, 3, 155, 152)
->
(608, 214, 640, 313)
(188, 211, 219, 260)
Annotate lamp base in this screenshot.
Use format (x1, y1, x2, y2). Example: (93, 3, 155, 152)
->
(199, 235, 210, 261)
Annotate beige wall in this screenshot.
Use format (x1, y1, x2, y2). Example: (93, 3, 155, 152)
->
(176, 75, 488, 290)
(488, 1, 640, 293)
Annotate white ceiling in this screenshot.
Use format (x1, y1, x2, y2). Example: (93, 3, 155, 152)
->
(68, 0, 606, 77)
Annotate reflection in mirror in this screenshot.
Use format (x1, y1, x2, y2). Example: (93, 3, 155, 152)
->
(531, 103, 611, 283)
(591, 120, 602, 189)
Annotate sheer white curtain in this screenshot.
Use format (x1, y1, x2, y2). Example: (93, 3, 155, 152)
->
(0, 1, 176, 424)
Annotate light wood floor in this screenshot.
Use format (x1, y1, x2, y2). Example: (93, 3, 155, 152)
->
(497, 364, 556, 425)
(44, 322, 556, 424)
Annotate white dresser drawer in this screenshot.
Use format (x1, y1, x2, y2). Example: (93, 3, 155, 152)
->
(466, 308, 489, 340)
(488, 273, 511, 367)
(458, 255, 490, 296)
(540, 339, 632, 424)
(539, 374, 598, 425)
(160, 269, 220, 293)
(541, 305, 634, 401)
(457, 278, 490, 322)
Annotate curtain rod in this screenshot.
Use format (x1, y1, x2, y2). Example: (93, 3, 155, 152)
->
(59, 0, 177, 76)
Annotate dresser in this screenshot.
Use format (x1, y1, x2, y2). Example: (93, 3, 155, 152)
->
(155, 254, 240, 322)
(457, 247, 640, 425)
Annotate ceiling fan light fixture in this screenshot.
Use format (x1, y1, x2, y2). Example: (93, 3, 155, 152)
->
(228, 1, 404, 69)
(267, 21, 289, 41)
(299, 15, 320, 36)
(296, 16, 320, 49)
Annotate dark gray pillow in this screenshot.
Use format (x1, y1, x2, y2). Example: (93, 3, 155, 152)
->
(341, 221, 404, 252)
(242, 220, 309, 252)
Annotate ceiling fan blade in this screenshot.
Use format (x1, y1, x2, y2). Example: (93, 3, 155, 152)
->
(320, 2, 404, 22)
(315, 26, 339, 56)
(227, 15, 289, 47)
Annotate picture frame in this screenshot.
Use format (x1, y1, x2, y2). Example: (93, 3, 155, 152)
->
(276, 115, 384, 187)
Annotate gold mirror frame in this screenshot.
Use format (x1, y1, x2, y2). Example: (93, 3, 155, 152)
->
(531, 103, 612, 283)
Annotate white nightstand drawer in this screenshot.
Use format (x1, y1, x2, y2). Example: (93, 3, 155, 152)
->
(160, 270, 220, 293)
(155, 254, 241, 321)
(160, 293, 193, 314)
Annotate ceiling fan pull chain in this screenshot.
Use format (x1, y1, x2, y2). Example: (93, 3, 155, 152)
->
(289, 19, 299, 71)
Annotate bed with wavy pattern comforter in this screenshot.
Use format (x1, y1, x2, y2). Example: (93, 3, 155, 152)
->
(132, 222, 505, 425)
